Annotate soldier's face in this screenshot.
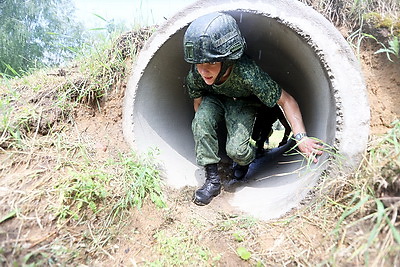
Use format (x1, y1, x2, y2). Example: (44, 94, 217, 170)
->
(196, 62, 221, 85)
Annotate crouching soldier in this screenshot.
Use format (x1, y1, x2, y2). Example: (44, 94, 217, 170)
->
(183, 12, 323, 206)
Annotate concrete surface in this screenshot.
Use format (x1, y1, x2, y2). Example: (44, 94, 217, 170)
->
(122, 0, 370, 220)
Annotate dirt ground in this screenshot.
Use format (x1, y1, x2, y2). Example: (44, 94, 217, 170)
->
(0, 32, 399, 266)
(102, 40, 400, 266)
(360, 42, 400, 135)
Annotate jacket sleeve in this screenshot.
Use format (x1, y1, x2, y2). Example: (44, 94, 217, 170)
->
(245, 59, 282, 107)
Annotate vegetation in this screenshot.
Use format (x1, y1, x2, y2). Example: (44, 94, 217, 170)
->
(301, 0, 400, 61)
(321, 120, 400, 266)
(0, 0, 85, 77)
(0, 25, 158, 264)
(375, 35, 400, 61)
(0, 0, 399, 266)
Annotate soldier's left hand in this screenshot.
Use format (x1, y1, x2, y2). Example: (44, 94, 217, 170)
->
(297, 137, 323, 163)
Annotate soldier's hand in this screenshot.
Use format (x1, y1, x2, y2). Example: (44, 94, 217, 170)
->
(297, 137, 323, 163)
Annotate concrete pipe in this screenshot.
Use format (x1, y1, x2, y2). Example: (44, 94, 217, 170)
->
(123, 0, 370, 220)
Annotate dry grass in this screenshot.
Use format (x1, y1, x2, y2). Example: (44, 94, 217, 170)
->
(310, 121, 400, 266)
(300, 0, 399, 30)
(0, 28, 163, 265)
(1, 6, 399, 266)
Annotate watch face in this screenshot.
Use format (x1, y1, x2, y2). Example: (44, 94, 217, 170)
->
(295, 133, 306, 141)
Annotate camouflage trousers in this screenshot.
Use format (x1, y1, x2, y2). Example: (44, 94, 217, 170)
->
(192, 95, 261, 166)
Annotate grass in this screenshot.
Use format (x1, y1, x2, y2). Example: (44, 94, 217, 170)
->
(316, 120, 400, 266)
(54, 149, 166, 221)
(0, 26, 161, 265)
(1, 2, 399, 265)
(241, 118, 398, 265)
(149, 226, 218, 266)
(53, 150, 166, 255)
(244, 120, 400, 266)
(55, 166, 111, 220)
(0, 115, 166, 263)
(301, 0, 400, 62)
(70, 26, 154, 108)
(145, 213, 265, 266)
(375, 35, 400, 61)
(0, 25, 155, 150)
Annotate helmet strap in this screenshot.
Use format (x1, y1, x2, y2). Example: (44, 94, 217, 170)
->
(215, 60, 234, 85)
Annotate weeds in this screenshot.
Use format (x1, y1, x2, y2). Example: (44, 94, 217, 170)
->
(1, 4, 399, 265)
(55, 168, 110, 220)
(108, 151, 166, 216)
(48, 147, 166, 259)
(348, 30, 400, 61)
(301, 0, 400, 63)
(0, 26, 159, 265)
(0, 71, 75, 150)
(54, 149, 166, 229)
(284, 136, 343, 172)
(70, 27, 154, 107)
(0, 25, 154, 151)
(301, 0, 399, 29)
(149, 225, 220, 266)
(323, 120, 400, 266)
(0, 85, 37, 149)
(216, 214, 257, 231)
(375, 35, 400, 61)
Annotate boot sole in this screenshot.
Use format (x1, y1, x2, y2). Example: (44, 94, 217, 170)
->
(192, 190, 221, 206)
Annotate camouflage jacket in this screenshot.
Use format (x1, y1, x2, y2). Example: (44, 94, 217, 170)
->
(185, 55, 282, 107)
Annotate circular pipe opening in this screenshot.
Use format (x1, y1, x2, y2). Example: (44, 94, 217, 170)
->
(123, 0, 369, 220)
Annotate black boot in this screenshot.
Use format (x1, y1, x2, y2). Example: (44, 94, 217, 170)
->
(193, 164, 221, 206)
(233, 163, 250, 180)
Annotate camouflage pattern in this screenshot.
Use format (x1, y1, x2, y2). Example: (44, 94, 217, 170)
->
(186, 55, 282, 107)
(192, 94, 261, 166)
(184, 11, 282, 167)
(183, 12, 245, 64)
(187, 55, 282, 166)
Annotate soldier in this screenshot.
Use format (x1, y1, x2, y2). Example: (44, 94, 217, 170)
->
(184, 12, 323, 206)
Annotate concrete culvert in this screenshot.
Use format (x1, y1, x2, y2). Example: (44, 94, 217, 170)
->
(123, 0, 370, 220)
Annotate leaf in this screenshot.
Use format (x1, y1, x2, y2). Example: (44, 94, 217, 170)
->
(92, 13, 107, 22)
(233, 232, 244, 242)
(0, 209, 17, 224)
(3, 63, 20, 77)
(89, 27, 107, 31)
(335, 194, 370, 230)
(375, 48, 390, 54)
(388, 36, 399, 54)
(385, 214, 400, 244)
(236, 247, 251, 260)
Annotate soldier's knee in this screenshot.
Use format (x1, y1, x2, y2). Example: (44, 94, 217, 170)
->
(226, 145, 253, 165)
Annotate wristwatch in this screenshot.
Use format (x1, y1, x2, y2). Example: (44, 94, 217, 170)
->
(294, 132, 307, 142)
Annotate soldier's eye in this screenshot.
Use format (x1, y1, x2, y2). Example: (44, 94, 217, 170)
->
(209, 62, 216, 65)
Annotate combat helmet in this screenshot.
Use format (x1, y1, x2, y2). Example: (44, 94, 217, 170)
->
(183, 12, 245, 64)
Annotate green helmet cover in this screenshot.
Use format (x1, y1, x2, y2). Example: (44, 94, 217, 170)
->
(183, 12, 245, 64)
